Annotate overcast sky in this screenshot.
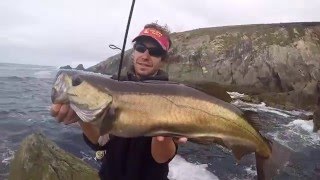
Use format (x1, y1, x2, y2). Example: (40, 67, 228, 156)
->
(0, 0, 319, 68)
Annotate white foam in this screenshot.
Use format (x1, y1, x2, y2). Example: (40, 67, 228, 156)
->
(168, 155, 219, 180)
(33, 70, 55, 78)
(227, 92, 247, 99)
(287, 110, 313, 117)
(1, 149, 14, 166)
(232, 99, 263, 107)
(80, 151, 93, 161)
(245, 107, 291, 118)
(244, 165, 257, 177)
(233, 100, 291, 117)
(288, 119, 314, 132)
(286, 119, 320, 144)
(268, 119, 320, 150)
(238, 99, 313, 118)
(232, 100, 313, 118)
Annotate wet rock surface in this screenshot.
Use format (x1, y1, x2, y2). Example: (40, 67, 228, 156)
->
(9, 133, 99, 180)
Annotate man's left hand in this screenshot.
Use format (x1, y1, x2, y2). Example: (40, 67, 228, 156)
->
(155, 136, 188, 144)
(151, 136, 187, 163)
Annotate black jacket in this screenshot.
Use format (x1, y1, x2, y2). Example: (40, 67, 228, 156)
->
(83, 69, 175, 180)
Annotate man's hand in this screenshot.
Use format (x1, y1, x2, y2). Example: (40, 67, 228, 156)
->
(151, 136, 188, 164)
(155, 136, 188, 144)
(50, 104, 101, 144)
(50, 104, 79, 125)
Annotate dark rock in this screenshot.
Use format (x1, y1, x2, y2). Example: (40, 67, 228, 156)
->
(59, 65, 72, 69)
(313, 106, 320, 132)
(315, 163, 320, 172)
(75, 64, 85, 70)
(298, 114, 314, 120)
(9, 133, 99, 180)
(87, 49, 133, 75)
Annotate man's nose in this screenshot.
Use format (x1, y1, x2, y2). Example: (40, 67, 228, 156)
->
(141, 49, 151, 59)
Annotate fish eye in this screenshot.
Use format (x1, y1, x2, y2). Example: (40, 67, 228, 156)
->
(72, 76, 83, 86)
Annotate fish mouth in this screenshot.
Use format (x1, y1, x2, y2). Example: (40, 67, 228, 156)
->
(51, 87, 58, 103)
(51, 87, 69, 104)
(51, 73, 72, 104)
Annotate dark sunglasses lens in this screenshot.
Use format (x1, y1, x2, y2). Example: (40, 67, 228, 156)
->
(135, 43, 165, 57)
(148, 48, 164, 57)
(135, 44, 147, 53)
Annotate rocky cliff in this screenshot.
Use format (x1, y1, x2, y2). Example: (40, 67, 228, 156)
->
(88, 22, 320, 111)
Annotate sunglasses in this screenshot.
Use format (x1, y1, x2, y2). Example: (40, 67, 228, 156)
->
(134, 43, 165, 57)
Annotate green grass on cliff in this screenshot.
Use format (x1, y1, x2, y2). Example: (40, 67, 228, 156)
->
(170, 22, 320, 54)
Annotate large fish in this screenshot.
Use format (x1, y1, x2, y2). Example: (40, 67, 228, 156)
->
(51, 69, 291, 180)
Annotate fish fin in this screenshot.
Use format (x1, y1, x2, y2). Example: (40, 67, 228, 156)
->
(183, 81, 232, 103)
(99, 106, 117, 136)
(255, 141, 292, 180)
(143, 80, 232, 103)
(242, 110, 272, 147)
(231, 144, 256, 161)
(243, 110, 266, 131)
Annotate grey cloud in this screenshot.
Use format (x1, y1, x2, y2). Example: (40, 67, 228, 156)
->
(0, 0, 319, 67)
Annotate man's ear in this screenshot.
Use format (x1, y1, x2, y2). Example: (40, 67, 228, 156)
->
(159, 60, 165, 68)
(161, 53, 169, 63)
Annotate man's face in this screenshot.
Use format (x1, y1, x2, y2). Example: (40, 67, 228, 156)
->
(132, 40, 165, 78)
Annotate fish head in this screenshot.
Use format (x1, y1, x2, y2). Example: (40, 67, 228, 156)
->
(51, 72, 73, 104)
(51, 70, 113, 124)
(63, 74, 113, 123)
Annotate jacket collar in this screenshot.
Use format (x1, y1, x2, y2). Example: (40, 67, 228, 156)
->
(112, 66, 169, 81)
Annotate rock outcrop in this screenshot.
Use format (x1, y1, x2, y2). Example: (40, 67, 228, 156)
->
(313, 90, 320, 132)
(59, 65, 72, 69)
(9, 133, 99, 180)
(59, 64, 86, 70)
(75, 64, 85, 70)
(88, 22, 320, 111)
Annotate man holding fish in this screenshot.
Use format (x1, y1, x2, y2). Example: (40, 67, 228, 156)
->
(50, 21, 295, 179)
(51, 23, 187, 180)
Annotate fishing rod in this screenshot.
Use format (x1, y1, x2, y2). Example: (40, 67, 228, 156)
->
(116, 0, 136, 81)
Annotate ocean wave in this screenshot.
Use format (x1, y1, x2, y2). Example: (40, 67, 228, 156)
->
(267, 119, 320, 151)
(168, 155, 219, 180)
(227, 92, 247, 99)
(233, 100, 312, 118)
(0, 76, 54, 81)
(0, 76, 36, 81)
(1, 148, 14, 166)
(33, 70, 56, 79)
(285, 119, 320, 145)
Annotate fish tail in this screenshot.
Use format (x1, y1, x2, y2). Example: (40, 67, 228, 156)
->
(255, 141, 292, 180)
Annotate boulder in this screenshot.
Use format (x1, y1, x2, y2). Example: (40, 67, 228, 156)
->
(59, 65, 72, 69)
(75, 64, 85, 70)
(9, 133, 99, 180)
(313, 97, 320, 132)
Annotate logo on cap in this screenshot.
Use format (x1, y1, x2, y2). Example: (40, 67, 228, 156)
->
(143, 28, 163, 38)
(133, 28, 170, 51)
